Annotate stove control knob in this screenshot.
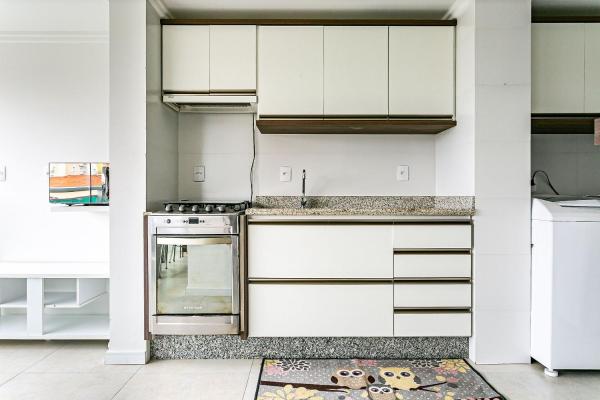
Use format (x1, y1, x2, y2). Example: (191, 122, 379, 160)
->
(165, 204, 173, 212)
(178, 204, 186, 213)
(166, 219, 171, 224)
(204, 205, 214, 213)
(233, 204, 241, 211)
(217, 205, 226, 213)
(191, 205, 200, 213)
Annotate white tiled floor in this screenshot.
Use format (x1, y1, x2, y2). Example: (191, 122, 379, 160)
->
(1, 340, 599, 400)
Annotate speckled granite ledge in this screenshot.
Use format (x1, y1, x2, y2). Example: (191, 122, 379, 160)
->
(246, 196, 475, 217)
(151, 336, 468, 359)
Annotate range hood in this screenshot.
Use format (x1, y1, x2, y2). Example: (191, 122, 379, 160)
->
(162, 94, 257, 113)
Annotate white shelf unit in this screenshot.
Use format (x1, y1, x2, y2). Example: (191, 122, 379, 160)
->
(0, 263, 109, 340)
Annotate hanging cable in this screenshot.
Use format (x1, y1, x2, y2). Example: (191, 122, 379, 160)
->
(531, 170, 560, 195)
(250, 114, 257, 204)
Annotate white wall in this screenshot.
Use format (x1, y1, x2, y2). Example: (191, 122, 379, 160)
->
(146, 3, 179, 210)
(470, 0, 532, 364)
(106, 0, 149, 364)
(0, 0, 109, 263)
(178, 114, 437, 201)
(532, 134, 600, 196)
(435, 0, 475, 196)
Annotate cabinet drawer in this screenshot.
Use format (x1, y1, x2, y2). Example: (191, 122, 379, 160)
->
(393, 224, 471, 249)
(248, 224, 393, 279)
(394, 254, 471, 279)
(394, 283, 471, 308)
(394, 312, 471, 337)
(249, 283, 393, 337)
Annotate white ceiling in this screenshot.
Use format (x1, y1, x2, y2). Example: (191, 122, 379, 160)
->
(158, 0, 600, 19)
(159, 0, 458, 19)
(532, 0, 600, 16)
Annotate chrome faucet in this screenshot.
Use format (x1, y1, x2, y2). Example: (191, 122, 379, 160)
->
(300, 169, 307, 208)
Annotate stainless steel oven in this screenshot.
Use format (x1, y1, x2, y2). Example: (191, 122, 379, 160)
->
(147, 211, 243, 335)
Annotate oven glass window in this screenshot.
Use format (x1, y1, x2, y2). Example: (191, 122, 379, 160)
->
(156, 236, 236, 315)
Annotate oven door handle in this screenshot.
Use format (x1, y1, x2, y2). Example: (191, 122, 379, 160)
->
(156, 237, 232, 245)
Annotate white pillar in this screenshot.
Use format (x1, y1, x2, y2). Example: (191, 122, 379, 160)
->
(105, 0, 149, 364)
(470, 0, 532, 364)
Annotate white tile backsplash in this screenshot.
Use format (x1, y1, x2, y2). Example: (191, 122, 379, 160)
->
(179, 114, 254, 155)
(532, 134, 600, 196)
(255, 151, 436, 196)
(177, 114, 437, 199)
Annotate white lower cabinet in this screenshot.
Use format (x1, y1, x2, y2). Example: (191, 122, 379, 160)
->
(393, 283, 471, 309)
(248, 224, 393, 279)
(249, 283, 393, 337)
(247, 219, 473, 338)
(394, 254, 471, 279)
(393, 224, 472, 249)
(394, 312, 471, 337)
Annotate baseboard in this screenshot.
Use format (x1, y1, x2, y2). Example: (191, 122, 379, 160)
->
(105, 345, 150, 365)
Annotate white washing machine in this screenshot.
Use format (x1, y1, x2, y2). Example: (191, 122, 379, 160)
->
(531, 197, 600, 376)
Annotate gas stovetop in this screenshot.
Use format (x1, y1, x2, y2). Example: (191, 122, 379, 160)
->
(157, 200, 250, 215)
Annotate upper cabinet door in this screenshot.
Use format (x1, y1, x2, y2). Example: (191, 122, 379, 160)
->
(324, 26, 388, 116)
(532, 23, 585, 113)
(209, 25, 256, 93)
(585, 24, 600, 113)
(258, 26, 324, 116)
(162, 25, 210, 93)
(389, 26, 454, 117)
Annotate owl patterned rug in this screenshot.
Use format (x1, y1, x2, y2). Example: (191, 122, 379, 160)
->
(254, 359, 503, 400)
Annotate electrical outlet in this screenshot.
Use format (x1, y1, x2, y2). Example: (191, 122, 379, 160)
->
(193, 165, 205, 182)
(279, 166, 292, 182)
(0, 165, 5, 182)
(396, 165, 409, 181)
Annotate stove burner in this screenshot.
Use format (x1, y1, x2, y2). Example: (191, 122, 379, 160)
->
(162, 200, 249, 215)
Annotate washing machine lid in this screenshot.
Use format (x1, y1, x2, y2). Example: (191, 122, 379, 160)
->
(532, 197, 600, 222)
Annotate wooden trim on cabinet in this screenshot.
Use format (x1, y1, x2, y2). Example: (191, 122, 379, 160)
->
(143, 214, 149, 341)
(393, 277, 472, 282)
(248, 279, 392, 284)
(247, 220, 471, 225)
(256, 118, 457, 135)
(393, 309, 471, 314)
(239, 214, 248, 340)
(393, 249, 472, 255)
(532, 114, 600, 134)
(532, 16, 600, 23)
(161, 19, 457, 26)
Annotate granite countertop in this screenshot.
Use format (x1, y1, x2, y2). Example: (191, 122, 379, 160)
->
(245, 196, 475, 217)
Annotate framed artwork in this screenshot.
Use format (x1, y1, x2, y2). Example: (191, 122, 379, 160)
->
(49, 162, 109, 205)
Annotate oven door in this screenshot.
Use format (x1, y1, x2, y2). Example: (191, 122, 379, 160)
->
(150, 234, 239, 334)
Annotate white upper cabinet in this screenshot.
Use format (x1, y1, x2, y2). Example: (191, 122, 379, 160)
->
(324, 26, 388, 116)
(162, 25, 210, 93)
(258, 26, 324, 116)
(209, 25, 256, 93)
(389, 26, 454, 116)
(585, 24, 600, 113)
(532, 23, 585, 113)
